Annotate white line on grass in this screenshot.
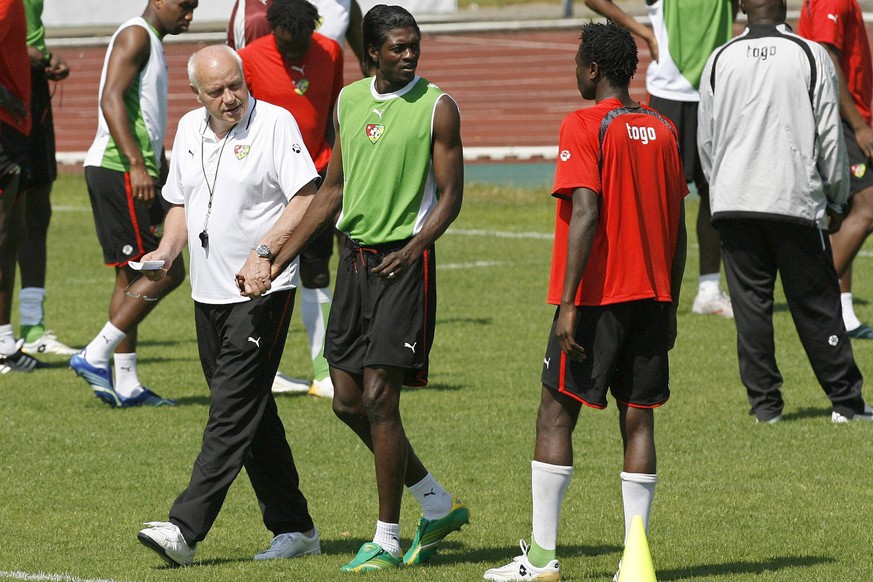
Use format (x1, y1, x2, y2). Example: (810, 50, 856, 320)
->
(448, 228, 553, 240)
(440, 260, 506, 270)
(0, 571, 115, 582)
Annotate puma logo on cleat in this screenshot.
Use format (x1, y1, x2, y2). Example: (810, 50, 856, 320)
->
(248, 336, 261, 348)
(404, 342, 417, 353)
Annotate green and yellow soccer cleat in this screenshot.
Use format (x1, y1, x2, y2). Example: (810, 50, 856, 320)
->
(403, 499, 470, 565)
(341, 542, 402, 572)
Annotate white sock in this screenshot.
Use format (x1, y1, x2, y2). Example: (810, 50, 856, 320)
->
(301, 286, 332, 381)
(841, 292, 862, 331)
(373, 520, 402, 558)
(0, 324, 17, 355)
(531, 460, 573, 551)
(19, 287, 46, 327)
(84, 322, 126, 368)
(620, 472, 658, 544)
(698, 273, 720, 296)
(408, 472, 453, 519)
(113, 352, 143, 399)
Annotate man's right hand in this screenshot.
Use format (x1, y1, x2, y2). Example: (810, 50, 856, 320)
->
(139, 251, 172, 281)
(129, 165, 156, 205)
(855, 124, 873, 161)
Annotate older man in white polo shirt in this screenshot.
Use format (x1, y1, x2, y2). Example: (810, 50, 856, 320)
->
(135, 44, 321, 566)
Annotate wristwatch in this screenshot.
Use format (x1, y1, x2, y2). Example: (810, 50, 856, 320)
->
(254, 244, 273, 260)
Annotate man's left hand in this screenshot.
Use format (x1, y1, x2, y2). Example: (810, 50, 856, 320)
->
(372, 247, 416, 285)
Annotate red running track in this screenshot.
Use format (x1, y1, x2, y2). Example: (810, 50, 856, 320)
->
(48, 28, 649, 162)
(49, 20, 868, 162)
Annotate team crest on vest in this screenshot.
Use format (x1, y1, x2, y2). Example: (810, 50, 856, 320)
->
(294, 79, 309, 96)
(366, 124, 385, 144)
(234, 145, 251, 160)
(852, 163, 867, 179)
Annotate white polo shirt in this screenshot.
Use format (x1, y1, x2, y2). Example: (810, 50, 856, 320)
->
(163, 97, 318, 305)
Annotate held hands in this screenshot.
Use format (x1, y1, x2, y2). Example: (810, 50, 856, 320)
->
(236, 251, 273, 298)
(555, 302, 586, 362)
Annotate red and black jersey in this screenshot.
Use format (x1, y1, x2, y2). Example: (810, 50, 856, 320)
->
(548, 98, 687, 307)
(797, 0, 873, 124)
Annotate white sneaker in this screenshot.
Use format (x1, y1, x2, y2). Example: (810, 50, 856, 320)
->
(832, 404, 873, 423)
(484, 540, 561, 581)
(254, 530, 321, 560)
(22, 331, 78, 356)
(308, 376, 334, 398)
(691, 289, 734, 318)
(271, 371, 311, 394)
(138, 521, 196, 567)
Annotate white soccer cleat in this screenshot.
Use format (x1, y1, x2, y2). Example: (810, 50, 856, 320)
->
(271, 371, 311, 394)
(137, 521, 196, 567)
(832, 404, 873, 423)
(691, 289, 734, 318)
(253, 530, 321, 560)
(308, 376, 335, 398)
(484, 540, 561, 581)
(23, 331, 79, 356)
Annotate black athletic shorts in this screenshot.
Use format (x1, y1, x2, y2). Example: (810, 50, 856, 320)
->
(648, 95, 702, 185)
(26, 67, 57, 189)
(842, 121, 873, 196)
(541, 299, 671, 409)
(84, 165, 166, 266)
(326, 237, 436, 387)
(0, 124, 29, 242)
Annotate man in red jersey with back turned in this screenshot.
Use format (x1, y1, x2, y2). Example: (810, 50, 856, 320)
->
(484, 20, 687, 582)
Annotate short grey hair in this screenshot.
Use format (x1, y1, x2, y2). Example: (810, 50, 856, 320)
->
(188, 44, 244, 92)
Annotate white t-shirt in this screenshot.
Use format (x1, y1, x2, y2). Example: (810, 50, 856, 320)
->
(163, 97, 318, 304)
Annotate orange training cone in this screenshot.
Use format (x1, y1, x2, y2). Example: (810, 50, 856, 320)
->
(617, 515, 657, 582)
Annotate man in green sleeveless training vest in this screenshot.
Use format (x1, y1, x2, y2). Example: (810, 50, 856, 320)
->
(237, 4, 469, 572)
(71, 0, 197, 408)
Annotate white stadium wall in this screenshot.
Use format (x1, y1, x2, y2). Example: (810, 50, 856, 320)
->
(42, 0, 456, 29)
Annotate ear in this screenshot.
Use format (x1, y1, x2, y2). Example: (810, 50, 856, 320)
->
(588, 61, 601, 82)
(367, 44, 380, 65)
(190, 83, 202, 103)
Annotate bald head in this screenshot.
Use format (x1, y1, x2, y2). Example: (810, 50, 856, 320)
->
(740, 0, 787, 24)
(189, 45, 249, 132)
(188, 44, 243, 92)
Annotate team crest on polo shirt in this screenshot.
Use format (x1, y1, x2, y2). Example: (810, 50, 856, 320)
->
(852, 163, 867, 179)
(294, 79, 309, 96)
(234, 145, 251, 160)
(366, 124, 385, 144)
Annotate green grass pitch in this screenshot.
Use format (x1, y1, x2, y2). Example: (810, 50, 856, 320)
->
(1, 174, 872, 581)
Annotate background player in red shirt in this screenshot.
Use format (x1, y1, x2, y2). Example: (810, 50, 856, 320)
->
(237, 0, 344, 398)
(484, 20, 687, 582)
(798, 0, 873, 338)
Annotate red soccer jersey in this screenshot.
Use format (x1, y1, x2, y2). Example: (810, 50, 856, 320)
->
(0, 0, 31, 135)
(239, 32, 343, 172)
(797, 0, 873, 124)
(548, 98, 687, 307)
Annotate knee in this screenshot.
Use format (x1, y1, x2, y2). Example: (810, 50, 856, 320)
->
(535, 392, 578, 439)
(332, 395, 365, 425)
